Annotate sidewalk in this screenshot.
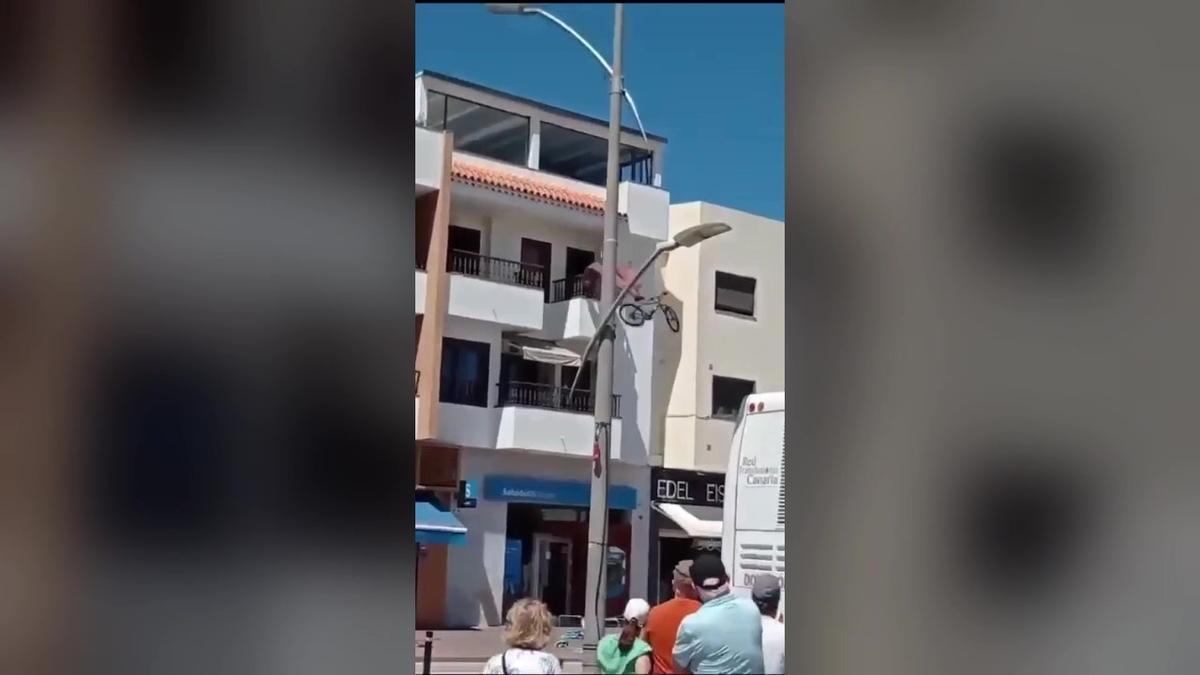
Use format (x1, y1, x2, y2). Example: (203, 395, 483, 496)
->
(415, 626, 618, 671)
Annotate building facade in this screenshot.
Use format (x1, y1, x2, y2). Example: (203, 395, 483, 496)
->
(650, 201, 786, 602)
(414, 72, 672, 628)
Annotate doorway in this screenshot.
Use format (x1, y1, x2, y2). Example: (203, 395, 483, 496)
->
(448, 226, 482, 275)
(532, 533, 573, 616)
(520, 237, 552, 300)
(565, 247, 597, 300)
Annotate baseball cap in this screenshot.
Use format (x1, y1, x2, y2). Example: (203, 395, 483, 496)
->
(751, 574, 782, 603)
(672, 560, 694, 583)
(688, 554, 729, 591)
(623, 598, 650, 624)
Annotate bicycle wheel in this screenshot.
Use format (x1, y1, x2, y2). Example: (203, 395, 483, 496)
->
(662, 304, 681, 333)
(618, 303, 647, 327)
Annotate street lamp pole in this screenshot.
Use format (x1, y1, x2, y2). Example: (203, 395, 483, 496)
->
(582, 1, 624, 651)
(488, 2, 732, 656)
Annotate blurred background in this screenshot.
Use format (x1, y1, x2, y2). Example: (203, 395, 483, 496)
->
(789, 1, 1200, 674)
(3, 0, 1200, 674)
(1, 2, 413, 674)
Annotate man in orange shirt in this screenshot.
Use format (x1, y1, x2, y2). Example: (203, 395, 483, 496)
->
(643, 560, 702, 674)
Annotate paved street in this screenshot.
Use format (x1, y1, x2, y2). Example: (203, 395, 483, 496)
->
(414, 626, 618, 674)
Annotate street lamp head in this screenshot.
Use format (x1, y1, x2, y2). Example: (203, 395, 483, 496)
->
(487, 3, 535, 14)
(671, 222, 732, 249)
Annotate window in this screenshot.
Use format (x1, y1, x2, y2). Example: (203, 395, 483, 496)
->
(426, 91, 529, 166)
(440, 338, 490, 407)
(539, 122, 655, 186)
(712, 376, 755, 419)
(714, 272, 756, 317)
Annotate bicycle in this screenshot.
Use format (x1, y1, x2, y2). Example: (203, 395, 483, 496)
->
(618, 294, 680, 332)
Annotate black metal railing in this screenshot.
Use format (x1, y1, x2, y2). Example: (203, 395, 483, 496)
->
(496, 381, 621, 417)
(550, 274, 600, 303)
(447, 249, 544, 290)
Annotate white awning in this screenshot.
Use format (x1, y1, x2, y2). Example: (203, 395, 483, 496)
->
(503, 340, 583, 367)
(653, 502, 724, 539)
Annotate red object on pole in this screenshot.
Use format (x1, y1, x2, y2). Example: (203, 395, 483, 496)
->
(585, 262, 643, 300)
(593, 441, 602, 477)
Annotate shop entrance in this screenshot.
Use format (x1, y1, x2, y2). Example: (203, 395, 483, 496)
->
(502, 502, 633, 619)
(656, 534, 722, 603)
(532, 534, 573, 616)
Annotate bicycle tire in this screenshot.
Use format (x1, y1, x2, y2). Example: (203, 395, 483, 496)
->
(662, 304, 681, 333)
(619, 303, 647, 327)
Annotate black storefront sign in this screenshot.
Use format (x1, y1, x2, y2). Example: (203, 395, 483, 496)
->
(651, 467, 724, 507)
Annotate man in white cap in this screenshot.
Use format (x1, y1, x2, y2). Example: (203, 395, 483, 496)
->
(752, 574, 786, 674)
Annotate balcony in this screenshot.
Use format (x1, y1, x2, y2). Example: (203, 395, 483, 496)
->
(434, 380, 625, 459)
(541, 273, 602, 344)
(550, 274, 599, 303)
(448, 250, 544, 289)
(446, 250, 545, 331)
(496, 381, 621, 418)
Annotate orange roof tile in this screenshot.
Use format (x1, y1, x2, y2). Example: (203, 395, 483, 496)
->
(451, 160, 607, 215)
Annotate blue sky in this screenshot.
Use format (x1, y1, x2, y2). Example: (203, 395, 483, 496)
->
(416, 3, 784, 220)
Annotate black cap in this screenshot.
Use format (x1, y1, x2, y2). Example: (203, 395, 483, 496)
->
(689, 554, 728, 591)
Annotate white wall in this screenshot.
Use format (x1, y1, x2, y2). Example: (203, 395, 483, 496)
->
(415, 126, 444, 190)
(437, 401, 626, 460)
(444, 448, 651, 628)
(448, 274, 544, 331)
(497, 406, 625, 459)
(661, 202, 786, 471)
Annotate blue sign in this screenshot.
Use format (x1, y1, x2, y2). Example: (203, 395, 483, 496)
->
(457, 479, 478, 508)
(483, 475, 638, 511)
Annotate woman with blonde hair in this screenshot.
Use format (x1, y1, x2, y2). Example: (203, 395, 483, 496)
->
(482, 598, 564, 674)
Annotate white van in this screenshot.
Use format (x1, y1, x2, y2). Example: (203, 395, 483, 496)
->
(721, 392, 785, 604)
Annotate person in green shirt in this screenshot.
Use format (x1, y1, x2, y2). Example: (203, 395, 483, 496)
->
(596, 598, 653, 674)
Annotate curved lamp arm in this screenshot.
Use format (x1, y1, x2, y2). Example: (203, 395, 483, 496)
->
(567, 242, 674, 398)
(527, 8, 649, 142)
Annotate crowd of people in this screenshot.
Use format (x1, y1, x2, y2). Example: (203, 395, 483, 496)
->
(482, 554, 784, 674)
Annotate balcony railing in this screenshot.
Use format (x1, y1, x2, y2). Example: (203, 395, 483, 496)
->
(550, 274, 599, 303)
(447, 249, 544, 290)
(496, 381, 621, 418)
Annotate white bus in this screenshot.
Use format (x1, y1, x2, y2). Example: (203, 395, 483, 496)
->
(721, 392, 785, 606)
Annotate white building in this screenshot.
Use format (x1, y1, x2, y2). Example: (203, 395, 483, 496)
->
(649, 201, 786, 602)
(413, 71, 672, 628)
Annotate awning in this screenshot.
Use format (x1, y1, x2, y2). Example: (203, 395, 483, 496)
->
(416, 501, 467, 546)
(652, 502, 724, 539)
(584, 262, 643, 299)
(502, 339, 583, 367)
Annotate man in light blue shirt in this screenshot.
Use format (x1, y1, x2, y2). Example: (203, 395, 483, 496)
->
(671, 554, 765, 674)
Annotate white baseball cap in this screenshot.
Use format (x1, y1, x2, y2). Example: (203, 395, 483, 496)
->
(623, 598, 650, 624)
